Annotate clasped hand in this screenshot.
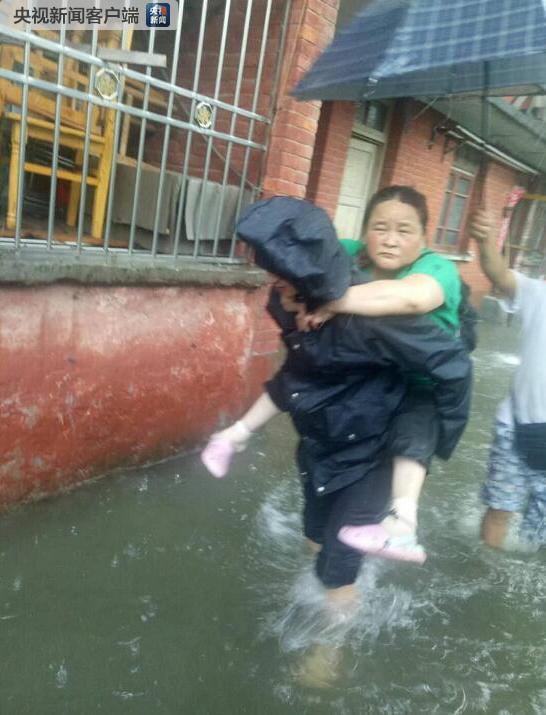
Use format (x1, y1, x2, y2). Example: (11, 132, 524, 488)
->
(295, 305, 336, 332)
(280, 293, 334, 332)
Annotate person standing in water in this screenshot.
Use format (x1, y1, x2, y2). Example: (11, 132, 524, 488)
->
(299, 186, 471, 562)
(470, 209, 546, 549)
(202, 195, 471, 611)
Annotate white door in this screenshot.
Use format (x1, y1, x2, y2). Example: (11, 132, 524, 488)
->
(334, 137, 378, 240)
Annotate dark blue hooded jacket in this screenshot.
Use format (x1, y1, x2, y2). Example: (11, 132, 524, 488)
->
(237, 197, 472, 496)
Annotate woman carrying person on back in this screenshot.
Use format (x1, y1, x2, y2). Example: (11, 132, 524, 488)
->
(202, 191, 471, 605)
(301, 185, 470, 562)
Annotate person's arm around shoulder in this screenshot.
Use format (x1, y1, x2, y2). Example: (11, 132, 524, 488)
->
(469, 209, 516, 300)
(331, 274, 444, 316)
(297, 274, 444, 330)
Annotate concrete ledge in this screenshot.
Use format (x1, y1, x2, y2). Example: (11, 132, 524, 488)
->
(0, 249, 267, 289)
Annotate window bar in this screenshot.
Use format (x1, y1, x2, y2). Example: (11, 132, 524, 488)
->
(172, 0, 209, 260)
(76, 25, 100, 253)
(120, 67, 268, 123)
(128, 29, 157, 255)
(193, 0, 233, 257)
(245, 0, 291, 254)
(0, 26, 103, 67)
(150, 0, 186, 258)
(229, 0, 273, 260)
(210, 0, 254, 256)
(46, 21, 67, 251)
(103, 22, 133, 254)
(14, 24, 32, 251)
(0, 26, 269, 127)
(0, 66, 266, 155)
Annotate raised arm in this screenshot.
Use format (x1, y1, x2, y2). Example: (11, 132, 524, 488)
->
(469, 209, 516, 300)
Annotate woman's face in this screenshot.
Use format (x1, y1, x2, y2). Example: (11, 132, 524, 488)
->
(365, 199, 426, 274)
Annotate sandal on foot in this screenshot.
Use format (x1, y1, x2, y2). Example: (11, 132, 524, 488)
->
(338, 524, 427, 565)
(200, 437, 237, 479)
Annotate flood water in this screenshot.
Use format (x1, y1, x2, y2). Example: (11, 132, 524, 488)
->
(1, 321, 545, 714)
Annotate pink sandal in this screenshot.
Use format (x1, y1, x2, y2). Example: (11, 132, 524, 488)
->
(338, 524, 427, 565)
(200, 437, 237, 479)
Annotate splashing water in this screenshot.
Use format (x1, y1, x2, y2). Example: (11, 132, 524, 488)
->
(252, 481, 416, 655)
(246, 472, 546, 711)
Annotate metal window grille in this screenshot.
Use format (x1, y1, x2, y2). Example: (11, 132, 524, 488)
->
(0, 0, 290, 265)
(434, 167, 475, 251)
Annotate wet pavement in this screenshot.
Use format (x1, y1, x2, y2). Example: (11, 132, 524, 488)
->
(0, 320, 545, 714)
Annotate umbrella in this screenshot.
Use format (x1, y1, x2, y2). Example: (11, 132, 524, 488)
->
(293, 0, 546, 101)
(293, 0, 546, 203)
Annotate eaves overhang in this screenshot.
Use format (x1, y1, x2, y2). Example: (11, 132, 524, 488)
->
(423, 95, 546, 174)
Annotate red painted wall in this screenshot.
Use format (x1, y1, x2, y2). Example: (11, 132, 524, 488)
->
(0, 283, 275, 507)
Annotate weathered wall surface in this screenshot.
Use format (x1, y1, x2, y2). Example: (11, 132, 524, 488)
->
(0, 283, 276, 507)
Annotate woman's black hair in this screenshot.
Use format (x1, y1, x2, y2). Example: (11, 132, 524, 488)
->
(363, 185, 429, 232)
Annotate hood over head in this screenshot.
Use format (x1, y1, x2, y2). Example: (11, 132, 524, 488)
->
(236, 197, 352, 309)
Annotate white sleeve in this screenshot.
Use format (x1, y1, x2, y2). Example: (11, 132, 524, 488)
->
(513, 271, 545, 318)
(498, 270, 520, 314)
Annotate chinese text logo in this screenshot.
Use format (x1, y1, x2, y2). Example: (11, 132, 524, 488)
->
(146, 2, 169, 27)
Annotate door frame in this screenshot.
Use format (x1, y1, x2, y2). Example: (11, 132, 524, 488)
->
(335, 120, 388, 241)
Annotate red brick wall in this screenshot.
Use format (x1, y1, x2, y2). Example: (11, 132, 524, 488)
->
(379, 100, 453, 241)
(306, 101, 356, 218)
(262, 0, 341, 198)
(378, 100, 529, 304)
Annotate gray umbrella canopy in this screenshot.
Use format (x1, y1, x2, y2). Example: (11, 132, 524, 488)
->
(294, 0, 546, 101)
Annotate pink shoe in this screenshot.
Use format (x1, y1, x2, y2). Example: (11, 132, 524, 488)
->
(200, 437, 237, 479)
(338, 524, 427, 565)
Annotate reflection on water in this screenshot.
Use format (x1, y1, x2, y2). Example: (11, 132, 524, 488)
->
(0, 322, 545, 714)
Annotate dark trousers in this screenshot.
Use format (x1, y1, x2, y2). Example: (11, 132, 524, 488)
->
(302, 462, 392, 589)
